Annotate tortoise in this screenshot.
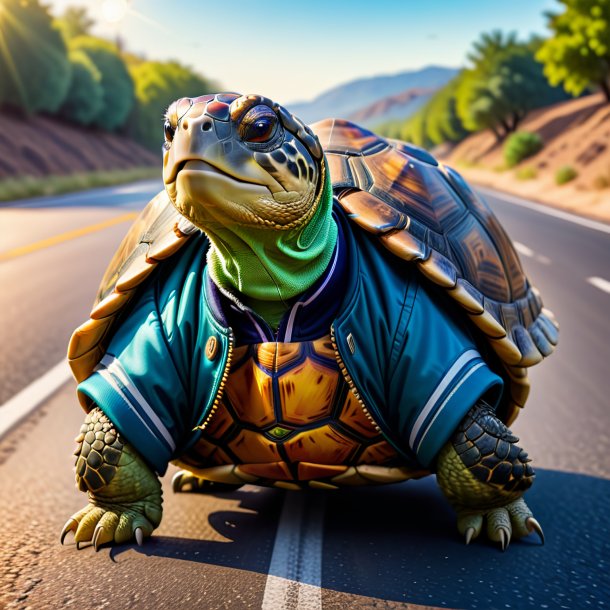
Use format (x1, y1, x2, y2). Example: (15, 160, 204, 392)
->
(61, 93, 556, 552)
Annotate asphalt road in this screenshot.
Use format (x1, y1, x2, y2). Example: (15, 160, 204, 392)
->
(0, 181, 609, 610)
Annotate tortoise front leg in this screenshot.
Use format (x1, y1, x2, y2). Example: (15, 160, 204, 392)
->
(436, 401, 544, 550)
(60, 408, 163, 550)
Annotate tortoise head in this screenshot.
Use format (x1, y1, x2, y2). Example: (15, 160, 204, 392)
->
(162, 93, 325, 231)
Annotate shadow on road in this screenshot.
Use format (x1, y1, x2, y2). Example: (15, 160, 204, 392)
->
(323, 470, 609, 609)
(111, 469, 609, 609)
(111, 486, 281, 575)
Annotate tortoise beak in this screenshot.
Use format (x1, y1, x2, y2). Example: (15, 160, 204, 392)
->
(163, 120, 281, 197)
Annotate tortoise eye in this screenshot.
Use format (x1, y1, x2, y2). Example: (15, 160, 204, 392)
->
(239, 105, 278, 143)
(164, 120, 175, 143)
(245, 118, 275, 142)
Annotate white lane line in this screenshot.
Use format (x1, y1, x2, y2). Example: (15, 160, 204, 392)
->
(262, 492, 325, 610)
(587, 276, 610, 294)
(0, 360, 72, 438)
(9, 181, 162, 209)
(476, 186, 610, 235)
(112, 183, 159, 195)
(513, 241, 551, 265)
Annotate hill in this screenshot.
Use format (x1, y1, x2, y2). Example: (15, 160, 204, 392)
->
(287, 66, 458, 124)
(0, 111, 159, 179)
(347, 87, 436, 127)
(442, 93, 610, 221)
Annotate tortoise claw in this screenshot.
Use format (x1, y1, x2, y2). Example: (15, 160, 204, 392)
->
(526, 517, 545, 545)
(92, 526, 103, 552)
(60, 518, 78, 545)
(134, 527, 144, 546)
(498, 527, 510, 552)
(464, 527, 475, 545)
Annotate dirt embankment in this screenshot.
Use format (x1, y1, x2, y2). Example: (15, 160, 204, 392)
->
(442, 93, 610, 222)
(0, 111, 159, 179)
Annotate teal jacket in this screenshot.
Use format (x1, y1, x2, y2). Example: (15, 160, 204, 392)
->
(79, 205, 503, 474)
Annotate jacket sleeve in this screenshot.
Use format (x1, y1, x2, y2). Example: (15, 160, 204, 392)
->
(388, 280, 504, 468)
(77, 286, 190, 476)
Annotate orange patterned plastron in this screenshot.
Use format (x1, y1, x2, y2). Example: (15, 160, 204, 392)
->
(176, 335, 425, 489)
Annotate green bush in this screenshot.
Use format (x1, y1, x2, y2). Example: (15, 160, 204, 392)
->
(128, 60, 216, 150)
(503, 131, 544, 167)
(555, 165, 578, 185)
(70, 36, 134, 131)
(58, 50, 103, 125)
(516, 166, 538, 180)
(0, 0, 71, 114)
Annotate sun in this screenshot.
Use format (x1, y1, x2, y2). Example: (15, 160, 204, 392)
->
(101, 0, 129, 24)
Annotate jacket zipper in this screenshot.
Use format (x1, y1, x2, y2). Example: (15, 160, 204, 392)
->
(196, 330, 234, 432)
(330, 324, 381, 433)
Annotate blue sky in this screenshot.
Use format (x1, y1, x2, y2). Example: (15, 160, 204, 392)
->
(47, 0, 559, 104)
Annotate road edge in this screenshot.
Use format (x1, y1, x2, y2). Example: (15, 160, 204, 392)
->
(475, 185, 610, 235)
(0, 360, 73, 439)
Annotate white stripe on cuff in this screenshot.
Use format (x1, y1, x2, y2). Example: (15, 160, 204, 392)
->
(99, 354, 176, 451)
(409, 349, 480, 450)
(95, 368, 165, 449)
(414, 361, 485, 455)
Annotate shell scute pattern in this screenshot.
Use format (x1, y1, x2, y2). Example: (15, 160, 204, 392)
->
(441, 165, 528, 299)
(176, 337, 416, 488)
(387, 138, 439, 166)
(309, 118, 558, 424)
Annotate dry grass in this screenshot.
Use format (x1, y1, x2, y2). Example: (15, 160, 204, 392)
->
(442, 93, 610, 221)
(0, 167, 159, 202)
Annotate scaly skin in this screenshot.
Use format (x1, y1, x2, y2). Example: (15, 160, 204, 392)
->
(61, 408, 162, 551)
(436, 402, 544, 550)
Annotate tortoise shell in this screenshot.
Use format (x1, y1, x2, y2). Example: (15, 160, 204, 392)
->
(69, 117, 558, 424)
(310, 118, 558, 422)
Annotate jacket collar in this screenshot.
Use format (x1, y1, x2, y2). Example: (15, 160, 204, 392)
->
(204, 207, 349, 344)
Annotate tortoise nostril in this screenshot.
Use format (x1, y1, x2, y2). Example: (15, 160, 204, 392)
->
(202, 121, 212, 132)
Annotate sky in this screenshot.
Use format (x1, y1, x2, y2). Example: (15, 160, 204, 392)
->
(45, 0, 560, 105)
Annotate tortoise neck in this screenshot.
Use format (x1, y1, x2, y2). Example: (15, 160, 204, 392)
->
(205, 172, 337, 329)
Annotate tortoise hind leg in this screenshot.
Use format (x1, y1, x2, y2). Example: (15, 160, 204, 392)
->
(172, 470, 243, 494)
(436, 401, 544, 550)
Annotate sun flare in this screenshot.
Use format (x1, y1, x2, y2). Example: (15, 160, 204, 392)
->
(101, 0, 128, 24)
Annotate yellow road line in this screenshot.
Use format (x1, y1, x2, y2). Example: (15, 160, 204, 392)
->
(0, 212, 137, 262)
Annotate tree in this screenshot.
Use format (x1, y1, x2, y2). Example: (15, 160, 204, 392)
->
(0, 0, 71, 114)
(467, 30, 520, 70)
(425, 77, 468, 145)
(129, 60, 217, 150)
(398, 107, 434, 149)
(58, 49, 103, 125)
(70, 36, 135, 131)
(456, 33, 568, 140)
(54, 6, 94, 41)
(536, 0, 610, 102)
